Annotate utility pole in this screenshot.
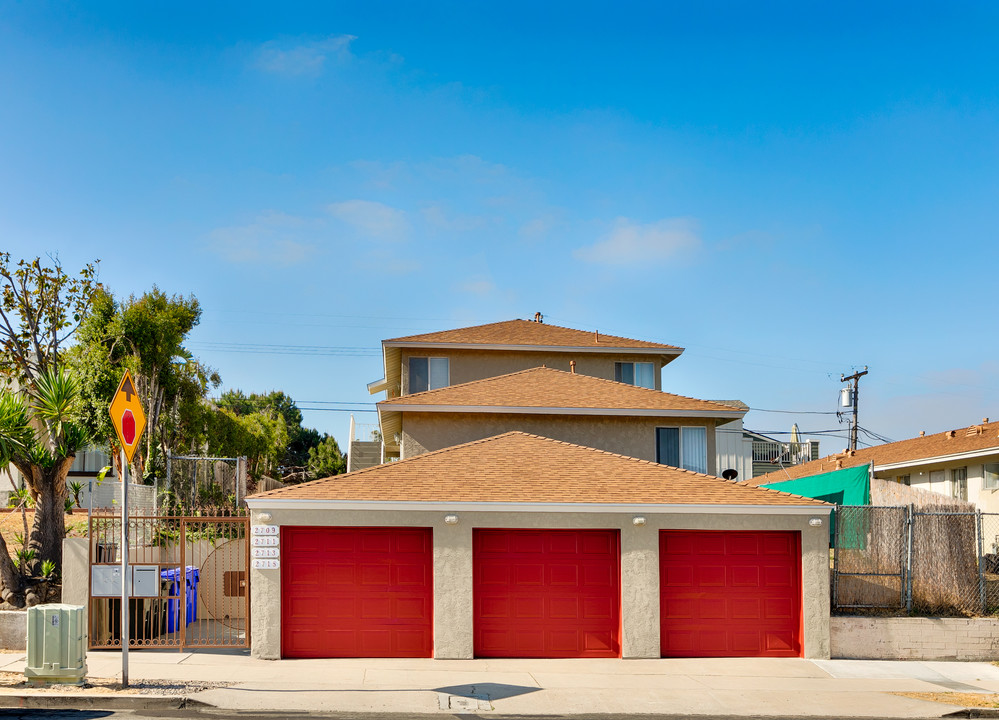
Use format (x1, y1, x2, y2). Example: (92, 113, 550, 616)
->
(840, 366, 868, 452)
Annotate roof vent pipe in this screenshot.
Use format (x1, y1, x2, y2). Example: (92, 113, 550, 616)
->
(985, 418, 990, 424)
(919, 430, 925, 437)
(534, 312, 543, 323)
(570, 360, 576, 374)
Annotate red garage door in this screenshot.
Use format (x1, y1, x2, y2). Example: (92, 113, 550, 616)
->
(281, 527, 432, 658)
(660, 530, 802, 658)
(473, 529, 620, 658)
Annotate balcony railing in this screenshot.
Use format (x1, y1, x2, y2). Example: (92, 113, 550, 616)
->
(752, 440, 815, 466)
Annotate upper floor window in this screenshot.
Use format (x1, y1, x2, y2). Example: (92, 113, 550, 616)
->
(408, 357, 449, 394)
(656, 426, 708, 474)
(615, 361, 655, 389)
(985, 463, 999, 490)
(898, 474, 911, 486)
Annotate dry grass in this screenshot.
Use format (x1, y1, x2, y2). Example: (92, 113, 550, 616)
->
(0, 508, 89, 561)
(895, 691, 999, 709)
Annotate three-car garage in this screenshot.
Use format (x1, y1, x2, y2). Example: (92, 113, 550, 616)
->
(249, 432, 831, 661)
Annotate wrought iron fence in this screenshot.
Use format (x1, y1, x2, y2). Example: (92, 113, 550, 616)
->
(89, 513, 249, 650)
(832, 505, 999, 616)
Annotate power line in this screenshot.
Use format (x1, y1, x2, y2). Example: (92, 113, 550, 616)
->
(747, 407, 838, 415)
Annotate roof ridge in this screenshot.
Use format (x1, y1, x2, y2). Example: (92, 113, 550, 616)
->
(385, 318, 680, 349)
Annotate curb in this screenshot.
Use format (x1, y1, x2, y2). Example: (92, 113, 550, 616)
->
(945, 711, 999, 719)
(0, 693, 213, 711)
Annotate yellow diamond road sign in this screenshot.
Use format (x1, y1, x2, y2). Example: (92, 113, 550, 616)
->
(109, 370, 146, 464)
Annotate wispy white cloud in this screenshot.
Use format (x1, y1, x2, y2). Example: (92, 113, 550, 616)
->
(574, 217, 701, 266)
(421, 205, 487, 232)
(327, 199, 408, 241)
(519, 212, 564, 241)
(455, 275, 497, 296)
(210, 212, 317, 266)
(256, 35, 356, 76)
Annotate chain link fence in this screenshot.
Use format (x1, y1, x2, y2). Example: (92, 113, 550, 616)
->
(832, 505, 999, 616)
(164, 456, 247, 514)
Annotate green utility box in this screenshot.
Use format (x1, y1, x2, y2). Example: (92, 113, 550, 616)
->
(24, 604, 87, 685)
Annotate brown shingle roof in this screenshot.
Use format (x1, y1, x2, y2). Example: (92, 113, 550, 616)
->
(386, 319, 681, 351)
(751, 420, 999, 486)
(250, 431, 828, 506)
(379, 367, 743, 416)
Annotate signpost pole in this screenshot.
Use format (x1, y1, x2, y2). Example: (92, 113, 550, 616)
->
(120, 449, 129, 687)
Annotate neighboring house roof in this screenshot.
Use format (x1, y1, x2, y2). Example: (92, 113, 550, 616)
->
(750, 419, 999, 486)
(248, 431, 829, 510)
(377, 367, 745, 445)
(385, 319, 682, 352)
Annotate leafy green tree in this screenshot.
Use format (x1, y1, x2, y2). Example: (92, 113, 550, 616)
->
(71, 287, 219, 479)
(308, 435, 346, 479)
(217, 390, 321, 467)
(0, 252, 100, 605)
(207, 406, 288, 480)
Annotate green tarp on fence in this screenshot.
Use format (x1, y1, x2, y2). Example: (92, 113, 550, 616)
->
(761, 463, 871, 545)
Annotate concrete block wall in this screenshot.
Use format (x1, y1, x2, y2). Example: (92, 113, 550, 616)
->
(0, 611, 26, 650)
(831, 617, 999, 660)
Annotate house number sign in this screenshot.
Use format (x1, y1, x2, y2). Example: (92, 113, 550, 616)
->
(252, 536, 279, 547)
(252, 525, 278, 536)
(252, 547, 279, 558)
(252, 559, 280, 570)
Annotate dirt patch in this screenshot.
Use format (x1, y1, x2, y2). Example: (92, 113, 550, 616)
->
(895, 691, 999, 708)
(0, 670, 231, 696)
(0, 509, 89, 558)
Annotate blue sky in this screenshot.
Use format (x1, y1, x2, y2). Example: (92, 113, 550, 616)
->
(2, 2, 998, 453)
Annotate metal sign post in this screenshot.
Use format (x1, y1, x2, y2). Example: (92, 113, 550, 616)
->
(120, 449, 129, 687)
(108, 370, 145, 690)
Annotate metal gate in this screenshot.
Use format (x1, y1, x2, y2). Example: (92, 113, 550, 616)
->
(88, 514, 249, 650)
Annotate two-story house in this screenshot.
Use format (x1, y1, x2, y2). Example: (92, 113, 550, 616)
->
(355, 317, 747, 476)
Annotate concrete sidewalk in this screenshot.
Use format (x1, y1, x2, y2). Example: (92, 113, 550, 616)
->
(2, 650, 999, 717)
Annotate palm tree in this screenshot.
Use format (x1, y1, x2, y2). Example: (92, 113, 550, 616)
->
(0, 366, 90, 606)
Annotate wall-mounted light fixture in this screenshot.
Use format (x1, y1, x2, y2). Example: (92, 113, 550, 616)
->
(258, 512, 272, 522)
(632, 516, 647, 527)
(444, 514, 459, 525)
(808, 517, 823, 527)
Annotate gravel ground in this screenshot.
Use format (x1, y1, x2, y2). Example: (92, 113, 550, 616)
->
(0, 670, 232, 695)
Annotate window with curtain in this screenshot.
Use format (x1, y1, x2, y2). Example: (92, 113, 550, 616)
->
(986, 463, 999, 490)
(656, 426, 708, 473)
(615, 361, 655, 389)
(408, 357, 449, 394)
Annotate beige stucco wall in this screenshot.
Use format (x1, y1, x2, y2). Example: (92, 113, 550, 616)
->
(400, 413, 719, 476)
(874, 454, 999, 512)
(399, 348, 667, 394)
(249, 507, 830, 661)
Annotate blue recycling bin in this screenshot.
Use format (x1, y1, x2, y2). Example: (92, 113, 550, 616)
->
(186, 567, 200, 625)
(161, 566, 200, 633)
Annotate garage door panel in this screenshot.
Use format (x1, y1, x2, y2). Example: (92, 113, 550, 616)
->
(730, 598, 762, 620)
(514, 597, 544, 618)
(731, 566, 760, 586)
(582, 596, 613, 619)
(281, 527, 432, 658)
(474, 529, 620, 658)
(664, 566, 693, 587)
(764, 597, 794, 619)
(548, 533, 579, 554)
(764, 565, 793, 587)
(661, 530, 801, 658)
(511, 533, 545, 554)
(549, 564, 579, 585)
(582, 564, 613, 587)
(514, 564, 545, 585)
(697, 565, 726, 586)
